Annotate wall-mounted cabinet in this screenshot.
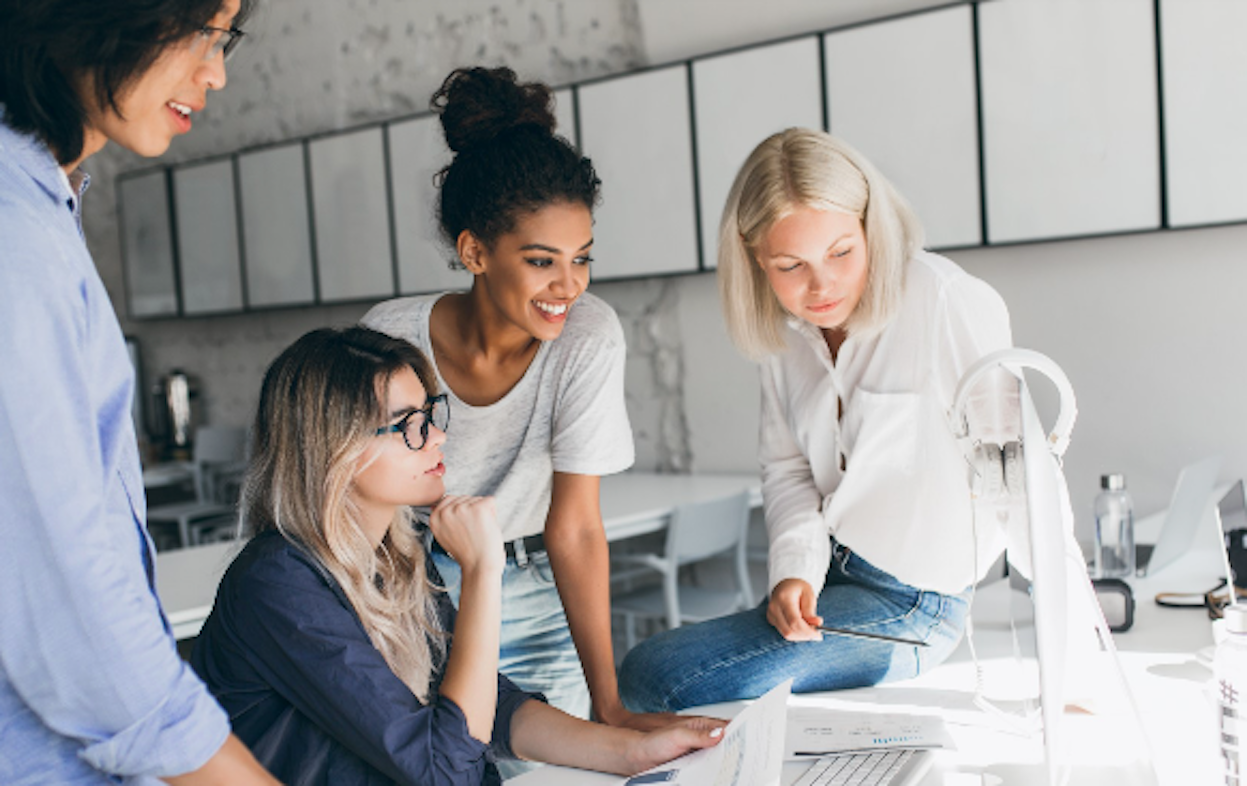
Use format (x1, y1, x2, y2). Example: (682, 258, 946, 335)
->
(308, 127, 396, 303)
(578, 65, 700, 279)
(979, 0, 1160, 243)
(236, 142, 317, 308)
(1159, 0, 1247, 228)
(825, 5, 981, 249)
(692, 37, 823, 269)
(118, 170, 178, 319)
(387, 115, 463, 295)
(552, 87, 577, 149)
(172, 159, 244, 315)
(119, 1, 1247, 320)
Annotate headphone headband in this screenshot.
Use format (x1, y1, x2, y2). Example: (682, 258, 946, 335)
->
(951, 348, 1077, 458)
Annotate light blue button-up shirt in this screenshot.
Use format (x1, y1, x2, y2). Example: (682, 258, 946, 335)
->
(0, 113, 230, 783)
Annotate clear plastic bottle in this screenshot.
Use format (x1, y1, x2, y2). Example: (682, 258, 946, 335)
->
(1094, 473, 1135, 578)
(1217, 604, 1247, 782)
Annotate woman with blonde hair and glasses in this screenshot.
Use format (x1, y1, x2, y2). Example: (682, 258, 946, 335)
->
(191, 326, 724, 785)
(619, 128, 1016, 711)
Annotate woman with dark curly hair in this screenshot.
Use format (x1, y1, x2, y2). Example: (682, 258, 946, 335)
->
(363, 67, 684, 747)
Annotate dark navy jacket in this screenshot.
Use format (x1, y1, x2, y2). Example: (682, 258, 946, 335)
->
(191, 531, 539, 785)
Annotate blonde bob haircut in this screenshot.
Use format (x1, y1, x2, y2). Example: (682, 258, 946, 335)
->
(718, 128, 924, 360)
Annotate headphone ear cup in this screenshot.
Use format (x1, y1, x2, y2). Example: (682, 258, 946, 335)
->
(1002, 441, 1025, 498)
(973, 443, 1006, 501)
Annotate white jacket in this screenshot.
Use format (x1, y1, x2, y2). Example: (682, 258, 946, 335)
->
(760, 251, 1015, 596)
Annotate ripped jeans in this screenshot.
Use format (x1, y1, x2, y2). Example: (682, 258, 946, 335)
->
(618, 540, 970, 712)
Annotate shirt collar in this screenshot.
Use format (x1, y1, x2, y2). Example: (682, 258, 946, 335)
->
(0, 107, 92, 209)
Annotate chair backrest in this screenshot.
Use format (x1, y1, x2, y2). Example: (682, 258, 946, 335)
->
(193, 426, 247, 465)
(666, 490, 752, 566)
(191, 426, 248, 502)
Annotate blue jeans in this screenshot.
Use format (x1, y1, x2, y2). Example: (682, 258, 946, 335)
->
(618, 542, 970, 712)
(430, 548, 589, 715)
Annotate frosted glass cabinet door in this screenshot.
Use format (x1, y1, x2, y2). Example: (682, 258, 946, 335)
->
(577, 65, 699, 278)
(308, 127, 396, 302)
(237, 142, 316, 308)
(118, 170, 179, 318)
(978, 0, 1160, 243)
(1160, 0, 1247, 227)
(552, 87, 577, 148)
(693, 37, 822, 269)
(825, 6, 981, 249)
(173, 159, 244, 315)
(387, 115, 464, 295)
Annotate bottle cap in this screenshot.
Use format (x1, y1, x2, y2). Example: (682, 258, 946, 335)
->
(1101, 473, 1126, 491)
(1224, 603, 1247, 635)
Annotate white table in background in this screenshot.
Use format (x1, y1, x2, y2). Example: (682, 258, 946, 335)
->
(154, 471, 761, 641)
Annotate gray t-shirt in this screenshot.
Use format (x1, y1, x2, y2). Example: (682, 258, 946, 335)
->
(362, 292, 635, 541)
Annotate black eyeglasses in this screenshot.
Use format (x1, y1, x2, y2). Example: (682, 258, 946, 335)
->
(374, 394, 450, 451)
(193, 25, 246, 62)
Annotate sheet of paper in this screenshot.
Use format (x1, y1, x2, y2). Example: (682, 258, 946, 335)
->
(785, 708, 955, 758)
(626, 679, 791, 786)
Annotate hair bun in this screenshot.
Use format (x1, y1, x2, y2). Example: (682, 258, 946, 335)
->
(431, 66, 556, 154)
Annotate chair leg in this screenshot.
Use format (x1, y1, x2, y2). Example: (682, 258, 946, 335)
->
(178, 517, 191, 550)
(735, 538, 755, 609)
(624, 613, 637, 652)
(664, 568, 681, 631)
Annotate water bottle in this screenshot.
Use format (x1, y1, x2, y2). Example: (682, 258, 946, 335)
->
(1217, 604, 1247, 782)
(1093, 473, 1135, 578)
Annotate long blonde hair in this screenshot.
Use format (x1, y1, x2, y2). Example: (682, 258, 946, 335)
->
(243, 327, 445, 700)
(718, 128, 924, 359)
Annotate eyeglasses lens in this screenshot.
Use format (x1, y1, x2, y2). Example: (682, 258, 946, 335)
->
(197, 28, 242, 62)
(400, 398, 449, 452)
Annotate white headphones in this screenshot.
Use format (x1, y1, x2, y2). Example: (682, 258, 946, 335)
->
(950, 348, 1077, 500)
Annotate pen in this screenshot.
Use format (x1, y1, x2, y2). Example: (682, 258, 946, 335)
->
(817, 625, 930, 647)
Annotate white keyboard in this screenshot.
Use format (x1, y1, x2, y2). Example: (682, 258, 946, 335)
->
(792, 749, 934, 786)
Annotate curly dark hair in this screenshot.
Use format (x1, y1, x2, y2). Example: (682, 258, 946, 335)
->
(431, 66, 601, 250)
(0, 0, 256, 165)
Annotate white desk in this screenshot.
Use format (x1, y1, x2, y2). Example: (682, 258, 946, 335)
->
(154, 471, 761, 640)
(511, 534, 1221, 786)
(155, 539, 239, 640)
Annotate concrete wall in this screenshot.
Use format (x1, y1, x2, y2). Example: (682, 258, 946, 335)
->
(84, 0, 1246, 545)
(86, 0, 660, 453)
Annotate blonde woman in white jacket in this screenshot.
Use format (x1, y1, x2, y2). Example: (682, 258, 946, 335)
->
(620, 129, 1015, 711)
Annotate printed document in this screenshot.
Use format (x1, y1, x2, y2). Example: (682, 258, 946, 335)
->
(785, 708, 955, 758)
(625, 679, 791, 786)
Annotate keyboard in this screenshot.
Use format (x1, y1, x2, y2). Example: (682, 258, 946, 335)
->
(792, 749, 934, 786)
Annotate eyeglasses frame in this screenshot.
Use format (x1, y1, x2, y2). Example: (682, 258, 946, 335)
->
(195, 25, 246, 62)
(374, 393, 450, 452)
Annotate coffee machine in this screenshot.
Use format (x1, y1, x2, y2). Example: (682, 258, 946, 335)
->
(151, 369, 201, 459)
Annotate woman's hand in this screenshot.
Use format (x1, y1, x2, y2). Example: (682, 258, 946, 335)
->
(766, 578, 823, 641)
(623, 716, 729, 774)
(429, 495, 503, 576)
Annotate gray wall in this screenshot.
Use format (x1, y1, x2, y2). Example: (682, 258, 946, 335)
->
(84, 0, 1246, 545)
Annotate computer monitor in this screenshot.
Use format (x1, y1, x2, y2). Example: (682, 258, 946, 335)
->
(958, 350, 1156, 786)
(1015, 372, 1072, 786)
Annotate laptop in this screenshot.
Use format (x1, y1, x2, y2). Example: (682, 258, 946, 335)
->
(1135, 456, 1221, 576)
(1216, 479, 1247, 591)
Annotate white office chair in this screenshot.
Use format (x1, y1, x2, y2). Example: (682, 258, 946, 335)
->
(147, 426, 247, 549)
(611, 490, 755, 652)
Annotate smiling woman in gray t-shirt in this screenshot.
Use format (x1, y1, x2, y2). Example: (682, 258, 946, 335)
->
(363, 291, 633, 546)
(363, 66, 680, 740)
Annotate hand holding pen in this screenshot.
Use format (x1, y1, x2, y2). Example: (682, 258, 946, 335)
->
(767, 577, 929, 646)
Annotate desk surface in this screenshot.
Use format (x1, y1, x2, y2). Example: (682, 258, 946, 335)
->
(511, 533, 1222, 786)
(154, 471, 761, 640)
